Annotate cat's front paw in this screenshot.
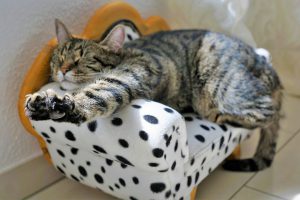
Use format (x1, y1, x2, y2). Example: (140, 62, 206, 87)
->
(25, 91, 50, 120)
(25, 89, 75, 121)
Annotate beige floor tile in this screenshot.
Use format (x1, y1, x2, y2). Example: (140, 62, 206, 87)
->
(196, 167, 254, 200)
(247, 131, 300, 200)
(280, 94, 300, 133)
(276, 129, 296, 151)
(27, 178, 118, 200)
(0, 156, 62, 200)
(231, 187, 284, 200)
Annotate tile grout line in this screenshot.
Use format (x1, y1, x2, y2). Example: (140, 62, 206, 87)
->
(276, 128, 300, 153)
(22, 177, 66, 200)
(228, 128, 300, 200)
(245, 185, 289, 200)
(227, 172, 258, 200)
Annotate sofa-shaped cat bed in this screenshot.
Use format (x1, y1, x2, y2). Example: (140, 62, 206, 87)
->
(18, 2, 251, 200)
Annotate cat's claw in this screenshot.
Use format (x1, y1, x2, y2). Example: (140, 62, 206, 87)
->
(25, 89, 75, 121)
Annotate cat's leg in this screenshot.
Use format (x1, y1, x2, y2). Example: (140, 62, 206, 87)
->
(198, 106, 280, 172)
(192, 88, 282, 171)
(25, 77, 135, 124)
(223, 117, 279, 171)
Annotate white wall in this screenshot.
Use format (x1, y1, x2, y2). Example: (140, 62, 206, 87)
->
(0, 0, 110, 174)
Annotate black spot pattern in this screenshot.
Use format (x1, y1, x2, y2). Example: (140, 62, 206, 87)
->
(200, 124, 210, 131)
(119, 178, 126, 187)
(87, 121, 97, 132)
(119, 139, 129, 148)
(41, 132, 50, 138)
(101, 166, 106, 173)
(164, 107, 174, 113)
(195, 134, 205, 143)
(71, 174, 80, 182)
(201, 157, 207, 165)
(94, 174, 104, 184)
(139, 130, 148, 141)
(78, 166, 87, 177)
(187, 176, 192, 187)
(175, 183, 180, 191)
(150, 182, 166, 193)
(127, 34, 133, 40)
(49, 126, 56, 133)
(225, 146, 229, 154)
(143, 115, 159, 124)
(171, 161, 176, 170)
(93, 145, 107, 154)
(106, 159, 113, 166)
(195, 171, 200, 184)
(70, 147, 78, 155)
(190, 157, 195, 166)
(181, 150, 186, 159)
(219, 124, 228, 131)
(121, 163, 127, 169)
(149, 163, 159, 167)
(174, 140, 178, 152)
(211, 143, 215, 151)
(239, 135, 242, 143)
(111, 117, 123, 126)
(56, 149, 65, 157)
(65, 130, 76, 141)
(166, 135, 172, 147)
(56, 166, 65, 175)
(132, 177, 139, 184)
(116, 155, 134, 166)
(152, 148, 164, 158)
(165, 190, 171, 198)
(131, 104, 141, 109)
(228, 132, 232, 142)
(219, 136, 225, 149)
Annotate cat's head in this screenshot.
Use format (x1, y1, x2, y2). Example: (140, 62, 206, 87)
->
(50, 19, 126, 90)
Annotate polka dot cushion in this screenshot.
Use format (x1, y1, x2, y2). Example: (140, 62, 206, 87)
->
(31, 82, 251, 200)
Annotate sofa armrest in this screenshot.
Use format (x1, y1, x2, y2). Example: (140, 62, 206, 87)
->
(31, 82, 189, 172)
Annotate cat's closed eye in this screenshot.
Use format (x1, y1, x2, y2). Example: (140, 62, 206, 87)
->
(74, 60, 79, 66)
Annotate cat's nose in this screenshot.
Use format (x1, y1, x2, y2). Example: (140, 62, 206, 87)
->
(61, 64, 71, 75)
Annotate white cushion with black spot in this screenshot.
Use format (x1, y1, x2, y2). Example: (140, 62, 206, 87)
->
(31, 82, 251, 200)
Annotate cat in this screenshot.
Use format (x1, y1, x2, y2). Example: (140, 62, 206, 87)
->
(25, 19, 282, 172)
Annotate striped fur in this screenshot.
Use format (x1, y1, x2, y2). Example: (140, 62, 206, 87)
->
(25, 20, 282, 171)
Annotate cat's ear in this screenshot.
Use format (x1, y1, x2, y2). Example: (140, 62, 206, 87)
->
(55, 19, 72, 44)
(101, 25, 125, 52)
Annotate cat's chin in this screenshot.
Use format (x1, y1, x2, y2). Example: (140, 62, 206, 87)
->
(60, 81, 80, 91)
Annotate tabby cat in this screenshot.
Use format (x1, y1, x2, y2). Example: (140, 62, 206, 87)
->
(25, 19, 282, 172)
